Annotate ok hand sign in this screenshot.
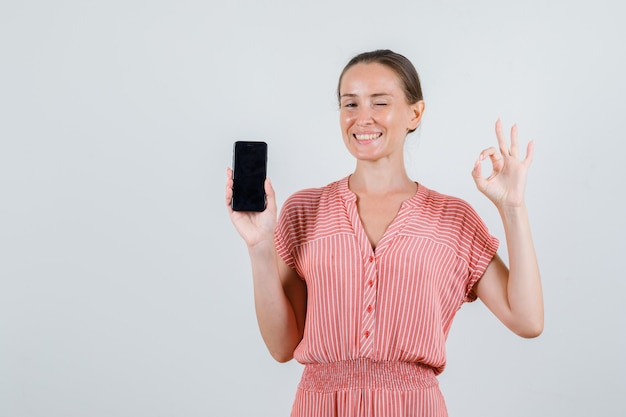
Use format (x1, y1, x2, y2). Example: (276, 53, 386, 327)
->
(472, 119, 534, 209)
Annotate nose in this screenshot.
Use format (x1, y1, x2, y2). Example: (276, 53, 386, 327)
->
(355, 106, 374, 126)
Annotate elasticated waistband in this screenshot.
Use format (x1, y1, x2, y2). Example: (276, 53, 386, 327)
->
(298, 358, 438, 392)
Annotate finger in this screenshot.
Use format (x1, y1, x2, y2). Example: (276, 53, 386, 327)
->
(495, 118, 509, 157)
(472, 147, 494, 180)
(524, 140, 535, 166)
(225, 167, 233, 187)
(486, 148, 505, 180)
(225, 185, 233, 208)
(225, 167, 234, 207)
(265, 177, 275, 200)
(264, 177, 277, 211)
(510, 123, 519, 158)
(474, 146, 504, 182)
(472, 156, 488, 190)
(481, 146, 501, 164)
(472, 154, 484, 179)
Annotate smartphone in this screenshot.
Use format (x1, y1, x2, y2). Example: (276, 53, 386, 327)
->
(231, 141, 268, 212)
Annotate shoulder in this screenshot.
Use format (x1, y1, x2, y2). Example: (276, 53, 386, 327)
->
(276, 178, 352, 247)
(414, 184, 490, 241)
(280, 178, 345, 217)
(419, 185, 480, 220)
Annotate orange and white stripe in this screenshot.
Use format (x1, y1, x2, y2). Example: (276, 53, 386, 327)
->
(275, 176, 499, 417)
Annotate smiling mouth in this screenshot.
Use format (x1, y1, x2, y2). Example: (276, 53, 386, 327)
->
(354, 133, 382, 141)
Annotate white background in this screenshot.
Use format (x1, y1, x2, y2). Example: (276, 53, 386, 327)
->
(1, 1, 624, 416)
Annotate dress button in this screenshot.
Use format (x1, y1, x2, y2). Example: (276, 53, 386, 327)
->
(369, 255, 375, 263)
(368, 279, 374, 287)
(364, 330, 370, 337)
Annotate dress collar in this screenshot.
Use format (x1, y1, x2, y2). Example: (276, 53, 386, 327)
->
(337, 175, 426, 209)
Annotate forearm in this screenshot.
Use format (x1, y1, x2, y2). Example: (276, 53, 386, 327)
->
(499, 205, 544, 336)
(248, 240, 302, 362)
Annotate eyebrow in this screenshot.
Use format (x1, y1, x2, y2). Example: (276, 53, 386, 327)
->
(339, 93, 393, 99)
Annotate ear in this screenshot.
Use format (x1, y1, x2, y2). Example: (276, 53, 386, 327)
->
(408, 100, 425, 131)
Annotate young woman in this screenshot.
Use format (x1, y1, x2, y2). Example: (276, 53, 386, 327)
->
(225, 49, 543, 417)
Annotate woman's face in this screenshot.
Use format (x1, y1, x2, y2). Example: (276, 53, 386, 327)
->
(339, 62, 423, 163)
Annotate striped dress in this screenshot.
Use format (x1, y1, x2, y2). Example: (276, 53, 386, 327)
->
(274, 176, 499, 417)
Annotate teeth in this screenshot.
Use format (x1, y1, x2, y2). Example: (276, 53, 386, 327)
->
(355, 133, 380, 140)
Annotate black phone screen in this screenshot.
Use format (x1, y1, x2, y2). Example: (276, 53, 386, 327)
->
(232, 141, 267, 212)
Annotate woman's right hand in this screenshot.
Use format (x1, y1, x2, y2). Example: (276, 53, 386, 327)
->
(225, 167, 278, 248)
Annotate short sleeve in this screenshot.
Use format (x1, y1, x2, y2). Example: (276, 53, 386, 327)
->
(460, 204, 499, 303)
(274, 196, 298, 271)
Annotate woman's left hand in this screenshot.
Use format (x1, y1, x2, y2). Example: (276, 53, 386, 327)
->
(472, 119, 534, 208)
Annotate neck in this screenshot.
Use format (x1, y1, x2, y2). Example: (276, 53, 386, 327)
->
(349, 159, 415, 196)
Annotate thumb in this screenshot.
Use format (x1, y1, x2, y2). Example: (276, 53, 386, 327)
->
(472, 157, 487, 191)
(264, 177, 277, 210)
